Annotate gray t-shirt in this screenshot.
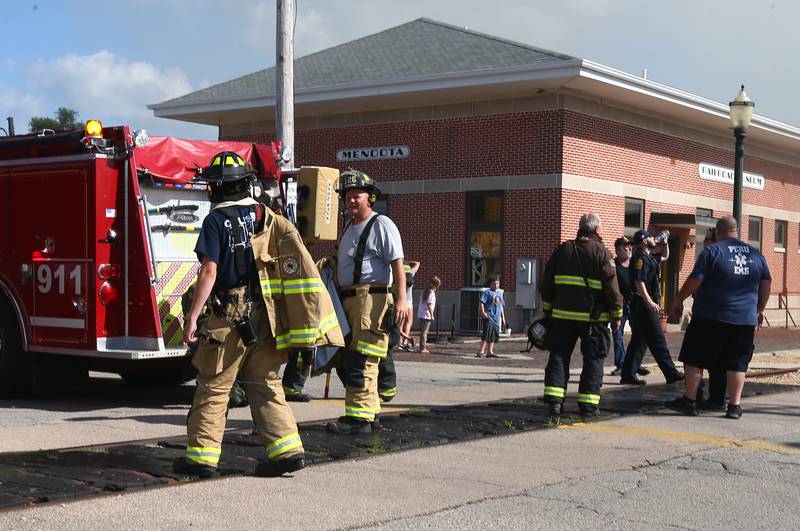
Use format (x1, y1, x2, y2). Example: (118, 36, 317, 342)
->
(337, 213, 404, 287)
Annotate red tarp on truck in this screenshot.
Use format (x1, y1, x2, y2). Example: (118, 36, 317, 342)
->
(133, 136, 281, 184)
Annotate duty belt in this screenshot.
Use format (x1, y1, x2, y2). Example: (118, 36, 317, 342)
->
(210, 289, 258, 318)
(340, 286, 391, 299)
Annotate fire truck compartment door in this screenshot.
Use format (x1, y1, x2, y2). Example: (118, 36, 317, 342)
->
(23, 169, 90, 345)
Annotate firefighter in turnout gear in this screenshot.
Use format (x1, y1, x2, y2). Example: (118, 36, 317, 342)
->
(174, 151, 343, 478)
(326, 170, 408, 435)
(541, 214, 623, 418)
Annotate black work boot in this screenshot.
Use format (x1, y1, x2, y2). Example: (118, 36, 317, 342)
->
(253, 453, 306, 477)
(725, 404, 743, 419)
(578, 406, 598, 419)
(620, 375, 647, 386)
(228, 381, 249, 408)
(326, 416, 372, 435)
(371, 414, 381, 430)
(172, 456, 217, 478)
(547, 402, 563, 417)
(378, 388, 396, 403)
(284, 390, 313, 402)
(665, 372, 686, 384)
(666, 395, 699, 416)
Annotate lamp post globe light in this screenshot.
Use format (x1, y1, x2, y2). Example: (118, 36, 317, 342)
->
(729, 85, 755, 224)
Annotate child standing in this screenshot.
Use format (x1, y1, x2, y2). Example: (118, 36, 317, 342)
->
(478, 275, 506, 358)
(416, 276, 441, 354)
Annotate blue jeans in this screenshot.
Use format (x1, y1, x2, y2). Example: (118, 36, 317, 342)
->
(612, 303, 630, 368)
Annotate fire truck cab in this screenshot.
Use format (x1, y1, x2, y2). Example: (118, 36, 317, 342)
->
(0, 122, 284, 397)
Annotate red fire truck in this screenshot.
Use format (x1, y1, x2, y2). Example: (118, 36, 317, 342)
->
(0, 122, 288, 397)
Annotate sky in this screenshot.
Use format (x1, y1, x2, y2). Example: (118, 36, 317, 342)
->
(1, 0, 796, 140)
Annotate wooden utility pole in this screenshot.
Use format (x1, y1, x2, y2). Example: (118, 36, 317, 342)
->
(276, 0, 295, 170)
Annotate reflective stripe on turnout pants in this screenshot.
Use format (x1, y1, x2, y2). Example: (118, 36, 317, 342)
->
(341, 286, 391, 421)
(543, 318, 609, 412)
(186, 304, 304, 466)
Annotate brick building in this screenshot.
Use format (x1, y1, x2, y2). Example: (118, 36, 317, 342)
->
(151, 18, 800, 331)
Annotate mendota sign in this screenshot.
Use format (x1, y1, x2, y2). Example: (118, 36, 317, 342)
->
(336, 145, 410, 162)
(698, 162, 764, 190)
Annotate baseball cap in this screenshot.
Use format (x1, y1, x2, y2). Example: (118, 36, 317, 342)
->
(614, 236, 632, 248)
(632, 229, 652, 244)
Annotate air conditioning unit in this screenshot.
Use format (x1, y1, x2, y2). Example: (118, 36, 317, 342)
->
(458, 287, 487, 334)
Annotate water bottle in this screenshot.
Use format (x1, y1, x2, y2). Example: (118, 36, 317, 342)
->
(656, 230, 670, 244)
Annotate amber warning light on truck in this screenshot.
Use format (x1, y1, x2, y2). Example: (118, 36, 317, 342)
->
(85, 120, 103, 137)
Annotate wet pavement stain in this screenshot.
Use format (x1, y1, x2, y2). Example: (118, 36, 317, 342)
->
(0, 382, 794, 511)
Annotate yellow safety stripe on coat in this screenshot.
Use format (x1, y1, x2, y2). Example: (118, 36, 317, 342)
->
(357, 340, 387, 358)
(345, 405, 377, 421)
(551, 308, 611, 322)
(379, 387, 397, 398)
(275, 329, 316, 349)
(542, 300, 552, 311)
(611, 308, 624, 319)
(266, 432, 303, 459)
(577, 393, 601, 405)
(186, 446, 221, 465)
(544, 386, 566, 398)
(554, 275, 602, 290)
(274, 313, 340, 349)
(260, 278, 283, 295)
(318, 312, 339, 336)
(282, 278, 323, 294)
(276, 333, 290, 349)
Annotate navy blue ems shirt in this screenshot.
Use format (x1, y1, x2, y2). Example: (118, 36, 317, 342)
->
(630, 251, 662, 304)
(615, 258, 632, 302)
(689, 238, 771, 326)
(194, 205, 259, 292)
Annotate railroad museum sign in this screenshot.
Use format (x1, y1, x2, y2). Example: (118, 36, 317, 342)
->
(699, 162, 765, 190)
(336, 145, 410, 162)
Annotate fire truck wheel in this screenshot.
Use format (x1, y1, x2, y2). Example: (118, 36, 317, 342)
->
(0, 299, 32, 398)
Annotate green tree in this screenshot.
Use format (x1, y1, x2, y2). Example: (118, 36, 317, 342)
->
(29, 107, 81, 133)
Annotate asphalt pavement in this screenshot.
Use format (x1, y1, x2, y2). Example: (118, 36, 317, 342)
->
(0, 329, 798, 530)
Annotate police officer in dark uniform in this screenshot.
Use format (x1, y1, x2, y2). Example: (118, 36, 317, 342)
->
(620, 229, 684, 385)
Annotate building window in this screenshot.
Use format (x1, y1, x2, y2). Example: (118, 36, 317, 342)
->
(775, 219, 787, 251)
(624, 198, 644, 237)
(466, 191, 503, 286)
(696, 207, 713, 218)
(748, 216, 762, 251)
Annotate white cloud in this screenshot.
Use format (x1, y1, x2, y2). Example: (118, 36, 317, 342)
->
(17, 50, 216, 138)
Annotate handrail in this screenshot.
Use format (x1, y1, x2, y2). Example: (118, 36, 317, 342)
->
(764, 292, 799, 328)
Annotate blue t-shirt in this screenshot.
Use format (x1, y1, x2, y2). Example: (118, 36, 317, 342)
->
(195, 205, 259, 292)
(689, 238, 771, 326)
(480, 288, 505, 328)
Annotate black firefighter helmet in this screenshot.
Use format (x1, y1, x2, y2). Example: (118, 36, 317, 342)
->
(198, 151, 255, 184)
(336, 169, 381, 204)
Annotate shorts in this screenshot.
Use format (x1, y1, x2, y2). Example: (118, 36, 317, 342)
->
(481, 319, 500, 342)
(678, 316, 755, 372)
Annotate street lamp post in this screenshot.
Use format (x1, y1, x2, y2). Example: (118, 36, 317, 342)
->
(729, 85, 755, 225)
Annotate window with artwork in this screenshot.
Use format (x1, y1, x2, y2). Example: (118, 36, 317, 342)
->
(466, 192, 503, 286)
